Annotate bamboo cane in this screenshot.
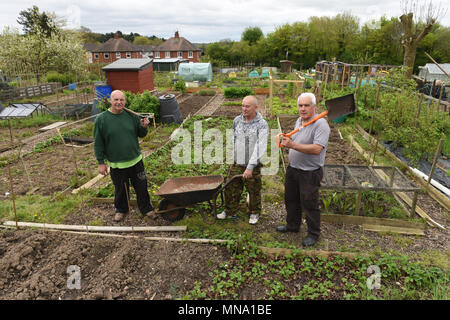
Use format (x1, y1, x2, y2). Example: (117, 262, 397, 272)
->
(427, 135, 445, 187)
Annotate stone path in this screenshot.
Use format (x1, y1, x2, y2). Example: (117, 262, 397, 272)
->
(194, 94, 224, 116)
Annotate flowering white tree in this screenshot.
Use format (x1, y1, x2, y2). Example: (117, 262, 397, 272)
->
(0, 19, 86, 83)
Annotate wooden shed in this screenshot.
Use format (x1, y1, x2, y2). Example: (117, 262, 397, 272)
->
(102, 58, 154, 93)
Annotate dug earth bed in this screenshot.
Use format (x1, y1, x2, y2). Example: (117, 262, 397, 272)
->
(177, 94, 214, 118)
(0, 229, 231, 300)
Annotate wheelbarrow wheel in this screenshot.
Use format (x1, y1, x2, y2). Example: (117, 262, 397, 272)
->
(158, 199, 185, 222)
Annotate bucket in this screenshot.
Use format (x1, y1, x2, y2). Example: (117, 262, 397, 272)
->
(96, 85, 112, 99)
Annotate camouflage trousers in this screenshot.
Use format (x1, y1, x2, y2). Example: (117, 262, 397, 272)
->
(224, 164, 262, 215)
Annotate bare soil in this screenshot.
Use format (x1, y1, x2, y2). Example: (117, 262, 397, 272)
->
(0, 105, 448, 300)
(177, 94, 214, 118)
(212, 95, 267, 118)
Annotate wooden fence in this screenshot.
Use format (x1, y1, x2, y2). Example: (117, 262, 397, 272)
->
(0, 83, 60, 102)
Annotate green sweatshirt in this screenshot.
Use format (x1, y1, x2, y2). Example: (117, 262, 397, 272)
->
(94, 110, 148, 165)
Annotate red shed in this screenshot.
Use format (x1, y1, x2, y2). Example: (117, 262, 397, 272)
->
(102, 58, 154, 93)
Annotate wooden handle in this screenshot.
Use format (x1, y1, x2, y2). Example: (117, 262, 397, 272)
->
(276, 110, 329, 148)
(123, 107, 140, 117)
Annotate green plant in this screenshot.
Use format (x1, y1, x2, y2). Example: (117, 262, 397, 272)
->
(223, 87, 254, 99)
(174, 79, 187, 93)
(195, 90, 216, 96)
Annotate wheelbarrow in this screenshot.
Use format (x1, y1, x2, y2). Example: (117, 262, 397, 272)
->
(275, 93, 356, 147)
(153, 174, 243, 223)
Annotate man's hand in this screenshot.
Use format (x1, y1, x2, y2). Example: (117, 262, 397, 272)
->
(140, 117, 150, 128)
(98, 164, 108, 176)
(243, 168, 253, 179)
(281, 136, 293, 148)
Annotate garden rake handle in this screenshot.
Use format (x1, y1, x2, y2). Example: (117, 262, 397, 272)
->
(123, 107, 140, 117)
(275, 110, 328, 148)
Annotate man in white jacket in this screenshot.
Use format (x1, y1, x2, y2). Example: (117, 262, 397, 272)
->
(217, 95, 269, 224)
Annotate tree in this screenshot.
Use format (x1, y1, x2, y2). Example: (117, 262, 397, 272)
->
(241, 26, 263, 45)
(1, 7, 87, 84)
(17, 5, 60, 37)
(133, 36, 152, 45)
(399, 0, 446, 77)
(360, 17, 403, 65)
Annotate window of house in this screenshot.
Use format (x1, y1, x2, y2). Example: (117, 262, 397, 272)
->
(155, 51, 160, 58)
(116, 52, 121, 59)
(165, 51, 171, 58)
(188, 51, 193, 58)
(94, 53, 99, 59)
(177, 51, 183, 58)
(126, 52, 131, 59)
(104, 53, 109, 59)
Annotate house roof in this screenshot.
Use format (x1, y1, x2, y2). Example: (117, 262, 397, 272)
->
(155, 32, 201, 52)
(102, 58, 153, 71)
(419, 63, 450, 75)
(153, 58, 188, 63)
(134, 44, 156, 52)
(93, 38, 141, 53)
(83, 43, 99, 52)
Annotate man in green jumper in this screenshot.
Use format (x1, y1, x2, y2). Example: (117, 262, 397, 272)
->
(94, 90, 155, 222)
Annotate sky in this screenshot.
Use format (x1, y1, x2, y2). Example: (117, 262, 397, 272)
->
(1, 0, 449, 43)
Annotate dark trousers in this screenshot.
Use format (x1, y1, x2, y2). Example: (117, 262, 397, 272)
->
(109, 160, 153, 215)
(284, 165, 323, 239)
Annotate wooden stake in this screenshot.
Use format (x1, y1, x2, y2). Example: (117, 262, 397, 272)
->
(341, 65, 346, 89)
(269, 73, 273, 119)
(371, 134, 379, 166)
(416, 93, 424, 120)
(2, 221, 187, 232)
(427, 135, 444, 187)
(7, 167, 18, 229)
(8, 119, 13, 143)
(323, 64, 330, 96)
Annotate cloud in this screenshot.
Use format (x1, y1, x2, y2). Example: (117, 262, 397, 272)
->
(1, 0, 448, 42)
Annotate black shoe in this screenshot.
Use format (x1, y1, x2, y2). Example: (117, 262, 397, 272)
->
(276, 225, 299, 233)
(302, 235, 318, 247)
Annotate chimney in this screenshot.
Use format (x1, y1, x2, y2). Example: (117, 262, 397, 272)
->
(174, 31, 179, 38)
(114, 32, 119, 39)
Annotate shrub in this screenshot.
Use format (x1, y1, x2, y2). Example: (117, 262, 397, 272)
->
(46, 71, 76, 86)
(173, 79, 187, 93)
(97, 90, 160, 121)
(195, 90, 216, 96)
(224, 87, 255, 99)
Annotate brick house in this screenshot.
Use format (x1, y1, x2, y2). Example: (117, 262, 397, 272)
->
(154, 31, 201, 62)
(91, 33, 143, 63)
(102, 58, 154, 93)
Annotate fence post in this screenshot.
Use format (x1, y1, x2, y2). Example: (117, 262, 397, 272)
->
(269, 72, 273, 119)
(427, 134, 445, 187)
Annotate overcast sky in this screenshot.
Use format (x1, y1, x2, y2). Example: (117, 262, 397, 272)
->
(1, 0, 448, 42)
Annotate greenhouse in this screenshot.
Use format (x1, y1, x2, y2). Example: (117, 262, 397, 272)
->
(177, 62, 213, 82)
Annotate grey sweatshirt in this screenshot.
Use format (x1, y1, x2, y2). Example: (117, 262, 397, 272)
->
(232, 111, 269, 170)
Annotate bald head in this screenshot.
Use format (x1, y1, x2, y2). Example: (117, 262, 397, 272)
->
(109, 90, 126, 114)
(243, 95, 258, 107)
(242, 95, 258, 121)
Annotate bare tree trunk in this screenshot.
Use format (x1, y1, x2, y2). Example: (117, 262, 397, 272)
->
(403, 43, 417, 77)
(400, 8, 437, 78)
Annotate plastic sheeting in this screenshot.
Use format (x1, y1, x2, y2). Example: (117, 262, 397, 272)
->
(177, 63, 213, 82)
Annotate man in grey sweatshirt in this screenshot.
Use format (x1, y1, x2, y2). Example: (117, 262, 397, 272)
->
(217, 95, 269, 224)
